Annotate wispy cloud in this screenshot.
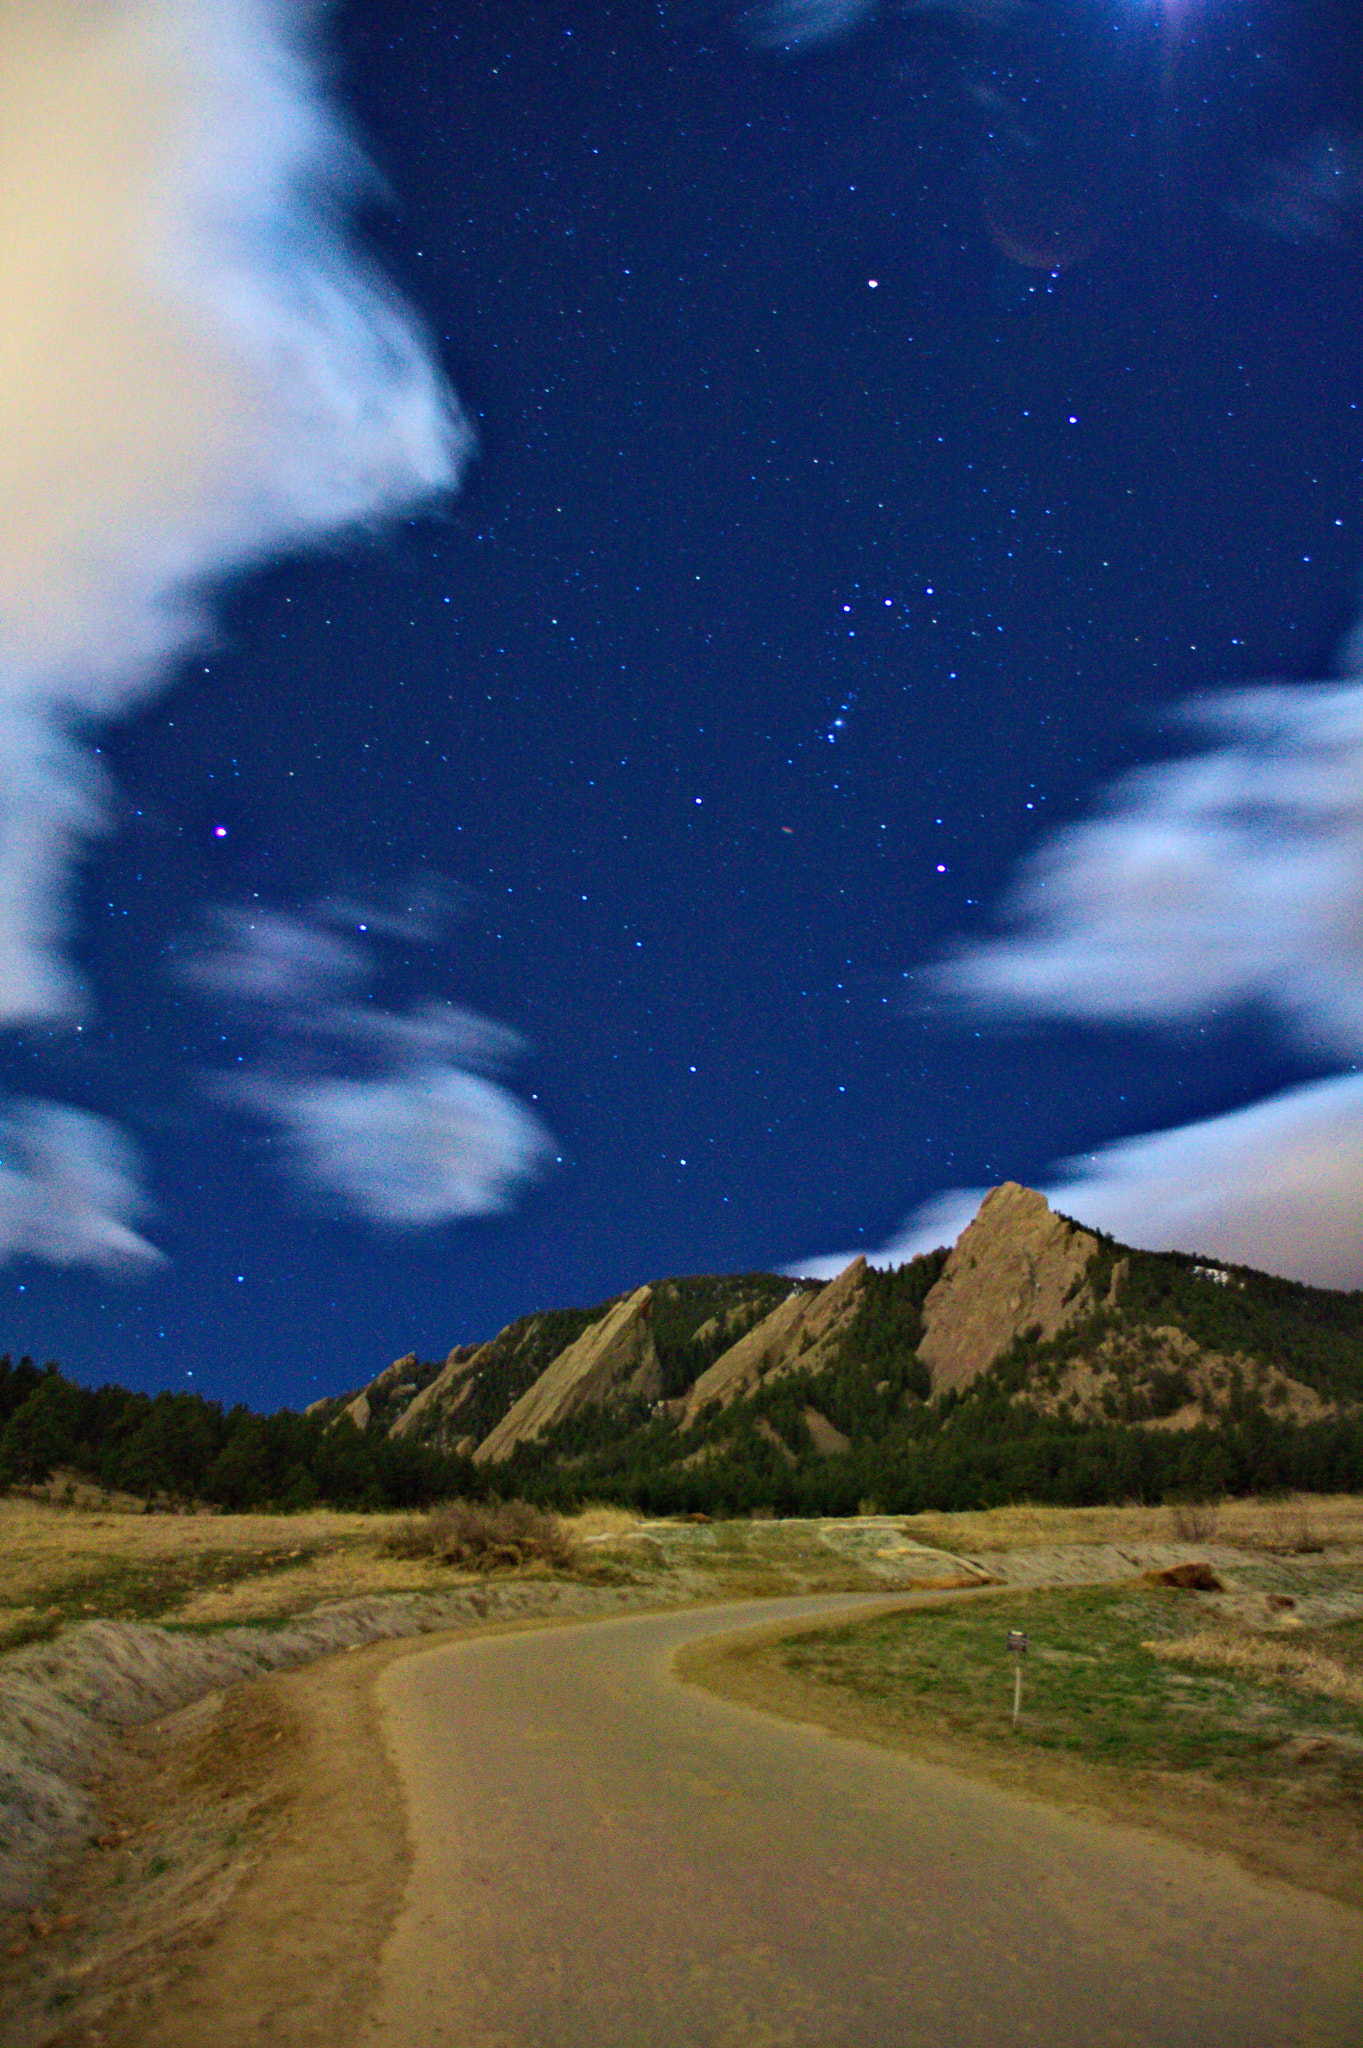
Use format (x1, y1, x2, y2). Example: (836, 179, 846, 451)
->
(0, 0, 467, 1023)
(741, 0, 1021, 50)
(795, 1076, 1363, 1290)
(0, 1, 466, 1268)
(186, 902, 554, 1227)
(799, 645, 1363, 1288)
(0, 1101, 163, 1271)
(187, 907, 369, 1006)
(1234, 128, 1363, 250)
(233, 1070, 550, 1228)
(932, 680, 1363, 1058)
(742, 0, 880, 49)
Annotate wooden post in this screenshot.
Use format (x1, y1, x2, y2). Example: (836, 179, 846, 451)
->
(1007, 1628, 1027, 1729)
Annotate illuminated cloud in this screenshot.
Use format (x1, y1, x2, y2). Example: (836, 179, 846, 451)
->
(0, 0, 468, 1022)
(234, 1070, 552, 1228)
(0, 1102, 163, 1272)
(931, 681, 1363, 1058)
(0, 1, 466, 1268)
(190, 904, 554, 1228)
(796, 1075, 1363, 1290)
(185, 907, 368, 1006)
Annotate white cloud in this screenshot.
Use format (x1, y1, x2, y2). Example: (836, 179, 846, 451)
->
(800, 654, 1363, 1289)
(236, 1069, 553, 1227)
(932, 683, 1363, 1057)
(192, 902, 555, 1227)
(0, 2, 466, 1269)
(184, 906, 368, 1005)
(0, 0, 468, 1023)
(0, 1101, 163, 1271)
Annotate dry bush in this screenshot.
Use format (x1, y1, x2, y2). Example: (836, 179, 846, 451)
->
(1143, 1561, 1223, 1591)
(565, 1501, 643, 1541)
(1168, 1497, 1220, 1543)
(383, 1498, 578, 1574)
(1261, 1494, 1324, 1554)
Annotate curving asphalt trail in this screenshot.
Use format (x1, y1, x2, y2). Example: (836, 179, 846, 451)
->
(358, 1594, 1363, 2048)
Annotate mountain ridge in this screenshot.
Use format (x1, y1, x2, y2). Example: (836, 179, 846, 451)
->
(314, 1185, 1363, 1513)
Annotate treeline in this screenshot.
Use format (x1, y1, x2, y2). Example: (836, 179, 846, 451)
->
(0, 1355, 478, 1511)
(6, 1246, 1363, 1522)
(506, 1391, 1363, 1520)
(1083, 1238, 1363, 1403)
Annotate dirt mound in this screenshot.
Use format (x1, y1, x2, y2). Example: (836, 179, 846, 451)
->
(1142, 1562, 1224, 1592)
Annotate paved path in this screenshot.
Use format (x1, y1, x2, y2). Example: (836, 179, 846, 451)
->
(359, 1594, 1363, 2048)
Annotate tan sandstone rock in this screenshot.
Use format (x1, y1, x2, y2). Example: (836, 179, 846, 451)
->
(680, 1257, 867, 1423)
(473, 1286, 660, 1464)
(389, 1344, 485, 1441)
(917, 1183, 1098, 1396)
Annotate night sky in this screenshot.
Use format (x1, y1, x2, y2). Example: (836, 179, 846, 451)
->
(7, 0, 1363, 1410)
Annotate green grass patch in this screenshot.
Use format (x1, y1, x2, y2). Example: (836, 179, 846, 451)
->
(778, 1586, 1363, 1788)
(9, 1546, 320, 1634)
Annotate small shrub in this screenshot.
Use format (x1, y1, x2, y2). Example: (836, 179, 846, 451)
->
(384, 1498, 578, 1573)
(1168, 1496, 1219, 1543)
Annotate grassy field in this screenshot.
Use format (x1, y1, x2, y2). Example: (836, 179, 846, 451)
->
(779, 1585, 1363, 1771)
(896, 1491, 1363, 1554)
(4, 1483, 1361, 1650)
(0, 1492, 671, 1650)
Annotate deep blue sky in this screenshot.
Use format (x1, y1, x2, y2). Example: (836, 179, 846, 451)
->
(12, 0, 1363, 1407)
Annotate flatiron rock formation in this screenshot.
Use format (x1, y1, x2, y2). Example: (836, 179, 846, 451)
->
(322, 1181, 1361, 1506)
(474, 1286, 660, 1464)
(917, 1182, 1099, 1395)
(680, 1257, 867, 1423)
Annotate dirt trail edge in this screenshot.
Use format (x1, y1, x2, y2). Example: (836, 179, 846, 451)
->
(352, 1593, 1361, 2048)
(0, 1586, 686, 2048)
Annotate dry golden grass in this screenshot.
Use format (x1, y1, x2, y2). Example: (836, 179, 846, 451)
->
(0, 1492, 470, 1636)
(564, 1501, 644, 1540)
(4, 1487, 1360, 1642)
(1145, 1629, 1363, 1708)
(0, 1488, 640, 1638)
(898, 1493, 1363, 1555)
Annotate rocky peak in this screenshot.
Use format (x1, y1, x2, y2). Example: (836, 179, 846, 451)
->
(388, 1342, 485, 1441)
(916, 1183, 1098, 1395)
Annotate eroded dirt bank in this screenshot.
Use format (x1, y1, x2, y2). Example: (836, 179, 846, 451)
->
(0, 1584, 683, 2048)
(5, 1501, 1361, 2045)
(0, 1580, 667, 1914)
